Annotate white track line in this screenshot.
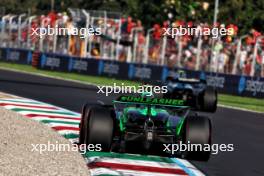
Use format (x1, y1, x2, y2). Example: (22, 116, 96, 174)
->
(31, 117, 80, 123)
(218, 104, 263, 114)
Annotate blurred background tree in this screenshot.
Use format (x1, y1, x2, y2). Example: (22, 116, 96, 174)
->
(0, 0, 263, 34)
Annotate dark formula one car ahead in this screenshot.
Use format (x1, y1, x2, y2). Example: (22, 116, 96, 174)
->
(79, 94, 212, 161)
(163, 74, 218, 113)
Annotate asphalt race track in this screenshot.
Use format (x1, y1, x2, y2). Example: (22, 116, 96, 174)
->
(0, 69, 263, 176)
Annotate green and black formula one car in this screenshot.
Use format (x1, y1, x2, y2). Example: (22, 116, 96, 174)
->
(79, 94, 212, 161)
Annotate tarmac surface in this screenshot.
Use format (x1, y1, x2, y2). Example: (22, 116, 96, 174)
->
(0, 69, 263, 176)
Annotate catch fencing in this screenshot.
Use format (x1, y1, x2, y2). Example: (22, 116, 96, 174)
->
(0, 10, 263, 77)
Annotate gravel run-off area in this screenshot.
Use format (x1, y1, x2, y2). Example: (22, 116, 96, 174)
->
(0, 93, 90, 176)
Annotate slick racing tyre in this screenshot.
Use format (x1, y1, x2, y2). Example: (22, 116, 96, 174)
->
(79, 103, 90, 144)
(80, 106, 114, 151)
(201, 88, 217, 112)
(182, 115, 212, 161)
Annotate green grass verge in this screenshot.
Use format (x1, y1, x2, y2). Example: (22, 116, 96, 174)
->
(0, 62, 140, 86)
(0, 62, 263, 113)
(218, 94, 263, 112)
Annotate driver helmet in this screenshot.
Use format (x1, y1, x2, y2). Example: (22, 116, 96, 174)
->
(141, 91, 154, 98)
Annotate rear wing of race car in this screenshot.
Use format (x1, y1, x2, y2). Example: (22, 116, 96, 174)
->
(167, 77, 207, 85)
(113, 95, 190, 108)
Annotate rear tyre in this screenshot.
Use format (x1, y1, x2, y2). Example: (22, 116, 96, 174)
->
(201, 88, 217, 112)
(81, 106, 114, 151)
(79, 103, 90, 144)
(182, 115, 211, 161)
